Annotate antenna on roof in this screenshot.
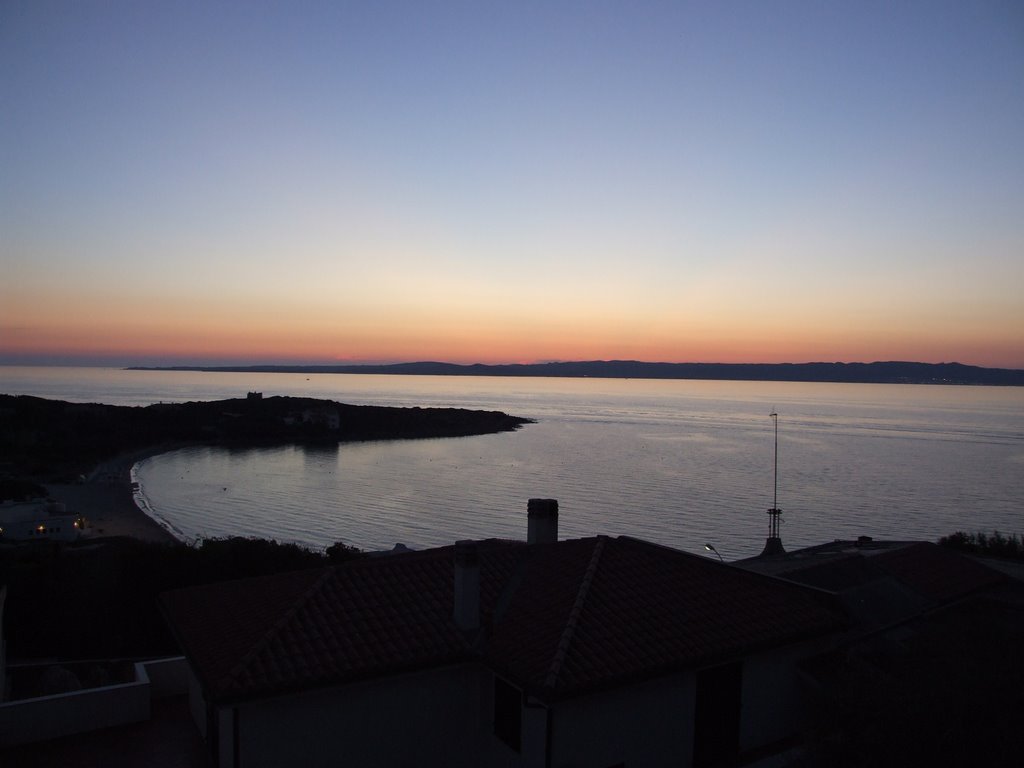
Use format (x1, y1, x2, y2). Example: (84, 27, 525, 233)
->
(760, 410, 786, 557)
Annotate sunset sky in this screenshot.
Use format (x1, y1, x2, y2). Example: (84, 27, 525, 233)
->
(2, 1, 1023, 368)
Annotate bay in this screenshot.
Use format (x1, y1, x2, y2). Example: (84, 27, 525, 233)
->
(2, 366, 1022, 559)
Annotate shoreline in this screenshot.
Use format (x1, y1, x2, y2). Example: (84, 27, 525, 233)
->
(45, 444, 192, 545)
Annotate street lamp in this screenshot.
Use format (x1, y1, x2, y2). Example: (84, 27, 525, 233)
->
(704, 543, 724, 562)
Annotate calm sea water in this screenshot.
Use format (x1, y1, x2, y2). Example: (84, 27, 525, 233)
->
(2, 366, 1022, 559)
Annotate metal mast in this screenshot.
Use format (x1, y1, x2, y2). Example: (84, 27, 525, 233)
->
(761, 410, 785, 555)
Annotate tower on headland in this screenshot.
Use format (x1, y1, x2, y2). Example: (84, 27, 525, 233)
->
(760, 410, 786, 557)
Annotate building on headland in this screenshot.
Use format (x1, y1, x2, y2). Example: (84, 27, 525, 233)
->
(0, 499, 84, 542)
(281, 407, 341, 430)
(161, 499, 847, 768)
(300, 407, 340, 430)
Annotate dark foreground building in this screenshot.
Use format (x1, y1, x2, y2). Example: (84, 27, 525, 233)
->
(162, 500, 845, 768)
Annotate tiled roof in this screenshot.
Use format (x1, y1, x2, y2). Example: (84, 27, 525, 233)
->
(765, 541, 1006, 604)
(870, 542, 1006, 602)
(162, 536, 844, 703)
(767, 553, 877, 592)
(487, 537, 844, 699)
(161, 567, 326, 692)
(162, 540, 524, 702)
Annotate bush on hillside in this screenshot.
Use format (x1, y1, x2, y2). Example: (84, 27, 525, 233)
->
(0, 535, 364, 659)
(938, 530, 1023, 561)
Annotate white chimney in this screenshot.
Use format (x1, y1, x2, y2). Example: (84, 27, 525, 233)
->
(453, 540, 480, 631)
(527, 498, 558, 545)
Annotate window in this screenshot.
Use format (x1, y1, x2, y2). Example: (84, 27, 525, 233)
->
(493, 676, 522, 751)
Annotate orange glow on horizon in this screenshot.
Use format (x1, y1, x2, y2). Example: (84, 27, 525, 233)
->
(3, 282, 1021, 369)
(4, 327, 1021, 370)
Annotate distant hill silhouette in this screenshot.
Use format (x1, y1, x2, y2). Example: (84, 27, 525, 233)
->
(129, 360, 1024, 386)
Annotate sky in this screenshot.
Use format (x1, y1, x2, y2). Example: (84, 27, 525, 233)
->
(2, 1, 1023, 369)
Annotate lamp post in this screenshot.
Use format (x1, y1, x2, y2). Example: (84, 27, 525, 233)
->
(704, 543, 724, 562)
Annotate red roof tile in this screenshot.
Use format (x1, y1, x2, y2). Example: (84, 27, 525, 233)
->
(487, 537, 844, 698)
(162, 536, 844, 703)
(767, 542, 1007, 604)
(161, 567, 326, 695)
(870, 542, 1006, 602)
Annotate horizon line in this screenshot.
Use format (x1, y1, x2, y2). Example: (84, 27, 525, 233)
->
(2, 357, 1024, 372)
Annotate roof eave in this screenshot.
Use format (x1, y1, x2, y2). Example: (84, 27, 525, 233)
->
(502, 618, 848, 705)
(207, 651, 479, 707)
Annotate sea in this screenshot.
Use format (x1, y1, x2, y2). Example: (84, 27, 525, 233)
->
(2, 366, 1022, 559)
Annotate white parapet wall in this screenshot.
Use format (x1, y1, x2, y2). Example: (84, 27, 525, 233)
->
(0, 656, 188, 748)
(143, 656, 189, 698)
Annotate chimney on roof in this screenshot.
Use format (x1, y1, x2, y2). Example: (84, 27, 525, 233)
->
(453, 540, 480, 631)
(527, 498, 558, 545)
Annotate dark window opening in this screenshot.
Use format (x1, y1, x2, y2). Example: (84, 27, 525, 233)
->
(494, 676, 522, 752)
(207, 702, 220, 765)
(693, 661, 743, 767)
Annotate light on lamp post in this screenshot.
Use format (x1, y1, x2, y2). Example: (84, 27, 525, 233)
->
(705, 543, 724, 562)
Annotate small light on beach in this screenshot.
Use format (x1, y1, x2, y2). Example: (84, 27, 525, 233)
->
(37, 524, 46, 532)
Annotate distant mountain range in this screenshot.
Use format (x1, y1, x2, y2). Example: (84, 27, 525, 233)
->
(128, 360, 1024, 386)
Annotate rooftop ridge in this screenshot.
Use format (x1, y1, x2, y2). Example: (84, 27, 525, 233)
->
(616, 536, 848, 612)
(489, 552, 533, 626)
(489, 536, 601, 626)
(220, 567, 336, 693)
(543, 537, 606, 690)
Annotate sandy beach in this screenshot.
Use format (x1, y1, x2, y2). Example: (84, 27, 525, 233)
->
(44, 445, 187, 544)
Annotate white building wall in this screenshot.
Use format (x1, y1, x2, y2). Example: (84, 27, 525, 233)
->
(0, 673, 150, 747)
(144, 656, 189, 698)
(521, 703, 549, 768)
(217, 707, 233, 768)
(739, 639, 826, 752)
(544, 640, 830, 768)
(0, 658, 185, 748)
(189, 637, 833, 767)
(548, 671, 698, 768)
(187, 666, 207, 738)
(0, 501, 81, 541)
(236, 663, 484, 768)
